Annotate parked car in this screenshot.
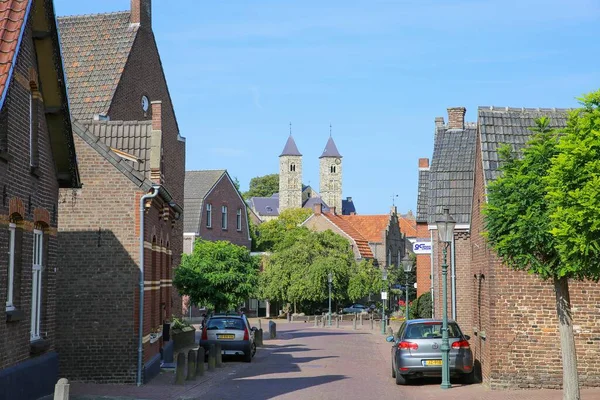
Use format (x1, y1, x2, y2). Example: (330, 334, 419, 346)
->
(342, 304, 369, 314)
(199, 314, 256, 362)
(387, 319, 475, 385)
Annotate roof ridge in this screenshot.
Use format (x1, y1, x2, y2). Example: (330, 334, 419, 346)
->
(478, 106, 573, 112)
(57, 10, 130, 20)
(84, 119, 152, 125)
(186, 169, 227, 173)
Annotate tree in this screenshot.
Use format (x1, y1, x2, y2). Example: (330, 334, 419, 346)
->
(243, 174, 279, 199)
(256, 208, 313, 251)
(232, 176, 241, 191)
(347, 260, 381, 301)
(173, 240, 259, 313)
(484, 116, 581, 399)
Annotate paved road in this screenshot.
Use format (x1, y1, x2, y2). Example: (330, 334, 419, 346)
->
(194, 322, 600, 400)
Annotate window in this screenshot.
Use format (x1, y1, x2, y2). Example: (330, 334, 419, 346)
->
(330, 165, 336, 173)
(236, 208, 242, 231)
(6, 223, 15, 310)
(290, 163, 295, 172)
(221, 206, 228, 229)
(206, 204, 212, 228)
(31, 229, 43, 341)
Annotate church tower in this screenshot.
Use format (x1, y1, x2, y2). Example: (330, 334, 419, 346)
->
(319, 136, 343, 213)
(279, 135, 303, 211)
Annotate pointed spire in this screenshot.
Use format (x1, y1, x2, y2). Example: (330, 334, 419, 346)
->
(319, 136, 342, 158)
(280, 135, 302, 157)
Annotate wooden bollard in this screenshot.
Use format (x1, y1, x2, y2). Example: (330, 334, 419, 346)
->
(336, 316, 339, 328)
(215, 343, 223, 368)
(53, 378, 70, 400)
(196, 347, 205, 377)
(208, 344, 216, 371)
(360, 314, 363, 326)
(187, 349, 197, 380)
(256, 329, 264, 347)
(258, 319, 262, 330)
(175, 352, 186, 384)
(371, 317, 374, 330)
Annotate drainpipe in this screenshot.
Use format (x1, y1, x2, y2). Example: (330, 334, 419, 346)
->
(451, 234, 457, 321)
(430, 229, 435, 318)
(137, 185, 161, 387)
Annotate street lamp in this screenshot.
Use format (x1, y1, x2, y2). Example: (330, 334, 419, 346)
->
(401, 254, 413, 322)
(436, 208, 456, 390)
(381, 268, 388, 334)
(328, 272, 333, 326)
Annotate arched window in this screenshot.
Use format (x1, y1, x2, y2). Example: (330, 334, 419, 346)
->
(330, 165, 336, 173)
(290, 163, 296, 172)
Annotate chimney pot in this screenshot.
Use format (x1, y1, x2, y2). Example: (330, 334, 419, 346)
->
(314, 203, 322, 215)
(418, 158, 430, 169)
(447, 107, 466, 129)
(131, 0, 151, 28)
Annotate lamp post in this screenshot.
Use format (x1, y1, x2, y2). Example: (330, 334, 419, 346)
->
(381, 269, 388, 334)
(328, 272, 333, 326)
(436, 208, 456, 390)
(401, 254, 413, 322)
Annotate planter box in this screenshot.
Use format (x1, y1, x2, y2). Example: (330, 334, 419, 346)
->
(172, 326, 196, 351)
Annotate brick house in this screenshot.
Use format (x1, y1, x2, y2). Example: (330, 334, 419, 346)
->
(415, 158, 432, 298)
(55, 0, 185, 384)
(470, 106, 600, 389)
(0, 1, 80, 399)
(182, 170, 251, 317)
(426, 108, 477, 337)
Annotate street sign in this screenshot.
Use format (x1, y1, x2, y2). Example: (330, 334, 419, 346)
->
(381, 291, 388, 300)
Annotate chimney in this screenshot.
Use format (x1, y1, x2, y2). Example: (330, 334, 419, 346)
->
(390, 206, 397, 215)
(418, 158, 429, 170)
(151, 100, 161, 131)
(346, 196, 353, 202)
(447, 107, 466, 129)
(434, 117, 444, 128)
(313, 203, 322, 215)
(331, 206, 337, 215)
(131, 0, 151, 28)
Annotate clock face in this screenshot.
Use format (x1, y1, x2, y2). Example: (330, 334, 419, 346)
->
(335, 158, 341, 165)
(141, 95, 149, 112)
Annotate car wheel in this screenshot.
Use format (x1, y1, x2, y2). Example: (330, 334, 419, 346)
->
(395, 370, 407, 385)
(244, 347, 252, 363)
(391, 360, 396, 378)
(251, 342, 257, 357)
(462, 369, 477, 384)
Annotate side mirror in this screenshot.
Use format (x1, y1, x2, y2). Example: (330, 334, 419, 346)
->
(464, 335, 470, 341)
(386, 336, 395, 343)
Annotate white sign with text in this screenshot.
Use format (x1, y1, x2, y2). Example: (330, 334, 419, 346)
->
(413, 241, 432, 254)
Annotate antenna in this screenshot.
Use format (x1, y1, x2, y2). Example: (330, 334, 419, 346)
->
(392, 194, 398, 206)
(289, 122, 292, 136)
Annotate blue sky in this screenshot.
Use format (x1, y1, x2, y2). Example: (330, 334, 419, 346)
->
(54, 0, 600, 215)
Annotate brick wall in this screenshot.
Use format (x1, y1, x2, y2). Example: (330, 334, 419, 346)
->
(415, 222, 431, 298)
(107, 27, 185, 316)
(197, 176, 251, 249)
(0, 18, 60, 371)
(470, 131, 600, 389)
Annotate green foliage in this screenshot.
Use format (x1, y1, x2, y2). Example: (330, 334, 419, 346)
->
(173, 240, 259, 313)
(347, 260, 380, 301)
(256, 208, 313, 251)
(243, 174, 279, 199)
(484, 116, 562, 279)
(232, 176, 241, 191)
(412, 291, 432, 319)
(546, 89, 600, 280)
(259, 229, 355, 304)
(171, 316, 191, 330)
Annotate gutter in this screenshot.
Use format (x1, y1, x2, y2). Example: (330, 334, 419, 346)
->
(451, 235, 457, 321)
(137, 185, 182, 386)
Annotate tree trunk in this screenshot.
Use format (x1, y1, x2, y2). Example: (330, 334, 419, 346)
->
(554, 276, 580, 400)
(294, 301, 297, 314)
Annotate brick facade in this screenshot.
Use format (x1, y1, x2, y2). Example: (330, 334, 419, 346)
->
(470, 132, 600, 389)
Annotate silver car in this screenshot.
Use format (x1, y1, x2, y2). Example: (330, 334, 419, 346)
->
(342, 304, 368, 314)
(199, 314, 256, 362)
(387, 319, 475, 385)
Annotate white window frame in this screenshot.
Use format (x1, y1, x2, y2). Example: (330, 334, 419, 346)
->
(31, 229, 43, 341)
(221, 206, 228, 229)
(6, 223, 16, 311)
(206, 203, 212, 228)
(236, 209, 242, 231)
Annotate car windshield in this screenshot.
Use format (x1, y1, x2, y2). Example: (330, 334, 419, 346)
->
(206, 318, 245, 330)
(404, 322, 462, 339)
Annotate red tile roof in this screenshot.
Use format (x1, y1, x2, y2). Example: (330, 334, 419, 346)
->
(399, 216, 417, 237)
(0, 0, 29, 104)
(321, 212, 374, 259)
(340, 214, 418, 243)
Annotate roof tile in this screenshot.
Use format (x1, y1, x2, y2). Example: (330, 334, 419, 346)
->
(0, 0, 29, 102)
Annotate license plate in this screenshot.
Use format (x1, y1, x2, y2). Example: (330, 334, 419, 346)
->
(217, 334, 235, 340)
(424, 359, 442, 366)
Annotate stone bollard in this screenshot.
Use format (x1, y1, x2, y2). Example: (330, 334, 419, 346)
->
(175, 352, 186, 384)
(54, 378, 69, 400)
(215, 343, 223, 368)
(186, 349, 197, 380)
(258, 319, 262, 331)
(269, 321, 277, 339)
(208, 344, 216, 371)
(360, 313, 363, 326)
(353, 318, 357, 330)
(387, 326, 394, 337)
(256, 328, 264, 347)
(196, 347, 205, 377)
(314, 315, 318, 327)
(371, 317, 374, 330)
(336, 316, 340, 328)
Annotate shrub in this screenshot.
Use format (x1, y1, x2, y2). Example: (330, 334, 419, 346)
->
(413, 292, 432, 319)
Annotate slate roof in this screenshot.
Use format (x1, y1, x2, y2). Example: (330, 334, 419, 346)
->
(428, 121, 477, 225)
(303, 196, 330, 213)
(248, 196, 279, 217)
(342, 198, 355, 215)
(320, 137, 342, 158)
(416, 168, 429, 222)
(57, 12, 138, 120)
(321, 212, 374, 259)
(184, 170, 227, 233)
(280, 135, 302, 156)
(81, 119, 153, 178)
(478, 106, 570, 185)
(0, 0, 29, 106)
